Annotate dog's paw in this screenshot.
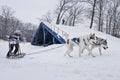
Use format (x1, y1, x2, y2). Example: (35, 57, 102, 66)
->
(69, 55, 73, 58)
(92, 56, 95, 58)
(64, 54, 66, 56)
(79, 54, 82, 57)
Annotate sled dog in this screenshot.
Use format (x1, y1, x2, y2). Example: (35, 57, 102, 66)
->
(87, 37, 108, 56)
(64, 33, 96, 57)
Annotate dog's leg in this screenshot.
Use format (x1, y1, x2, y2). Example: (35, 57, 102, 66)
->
(79, 46, 85, 57)
(64, 50, 67, 56)
(79, 46, 82, 57)
(64, 44, 69, 56)
(81, 47, 85, 53)
(67, 48, 73, 57)
(89, 46, 93, 56)
(87, 46, 95, 57)
(65, 45, 73, 57)
(64, 49, 72, 57)
(99, 47, 102, 55)
(89, 51, 95, 57)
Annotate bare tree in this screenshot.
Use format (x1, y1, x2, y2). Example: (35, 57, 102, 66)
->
(115, 12, 120, 37)
(105, 0, 114, 34)
(104, 0, 120, 37)
(88, 0, 110, 32)
(72, 5, 84, 26)
(39, 11, 52, 23)
(65, 3, 84, 26)
(22, 23, 37, 42)
(64, 9, 73, 25)
(97, 0, 104, 31)
(95, 0, 107, 32)
(89, 0, 97, 29)
(8, 17, 20, 34)
(0, 6, 37, 41)
(0, 6, 15, 38)
(0, 15, 4, 39)
(112, 0, 120, 36)
(55, 0, 75, 24)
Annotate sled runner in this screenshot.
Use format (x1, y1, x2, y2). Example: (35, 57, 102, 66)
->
(7, 53, 26, 59)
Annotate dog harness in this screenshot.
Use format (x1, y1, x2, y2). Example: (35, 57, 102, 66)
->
(92, 41, 101, 46)
(83, 38, 90, 45)
(71, 38, 80, 45)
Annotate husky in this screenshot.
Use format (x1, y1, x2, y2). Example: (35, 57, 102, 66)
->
(64, 33, 96, 57)
(81, 36, 108, 57)
(89, 37, 108, 56)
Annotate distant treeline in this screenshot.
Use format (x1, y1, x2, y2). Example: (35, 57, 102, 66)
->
(41, 0, 120, 38)
(0, 6, 37, 42)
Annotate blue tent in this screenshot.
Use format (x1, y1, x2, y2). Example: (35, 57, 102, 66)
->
(31, 22, 65, 46)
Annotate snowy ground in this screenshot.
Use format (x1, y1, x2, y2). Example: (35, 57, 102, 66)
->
(0, 25, 120, 80)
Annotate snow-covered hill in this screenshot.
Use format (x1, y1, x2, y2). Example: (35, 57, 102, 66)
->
(0, 25, 120, 80)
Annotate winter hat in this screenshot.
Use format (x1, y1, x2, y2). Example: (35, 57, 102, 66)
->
(14, 30, 21, 35)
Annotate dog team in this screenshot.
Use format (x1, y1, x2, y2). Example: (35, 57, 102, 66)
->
(64, 33, 108, 57)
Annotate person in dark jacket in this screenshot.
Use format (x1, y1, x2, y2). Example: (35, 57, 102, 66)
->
(6, 30, 21, 58)
(62, 19, 65, 25)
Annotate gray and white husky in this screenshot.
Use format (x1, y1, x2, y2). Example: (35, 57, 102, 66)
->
(89, 37, 108, 56)
(81, 36, 108, 57)
(64, 33, 96, 57)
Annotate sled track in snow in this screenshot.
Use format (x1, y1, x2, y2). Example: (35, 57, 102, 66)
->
(26, 44, 65, 56)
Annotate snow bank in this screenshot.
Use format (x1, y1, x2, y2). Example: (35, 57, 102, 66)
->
(0, 24, 120, 80)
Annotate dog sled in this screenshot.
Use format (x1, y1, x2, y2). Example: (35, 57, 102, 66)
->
(6, 53, 26, 59)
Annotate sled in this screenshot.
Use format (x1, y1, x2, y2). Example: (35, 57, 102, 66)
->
(7, 53, 26, 59)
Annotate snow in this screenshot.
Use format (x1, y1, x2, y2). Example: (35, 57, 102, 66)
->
(0, 25, 120, 80)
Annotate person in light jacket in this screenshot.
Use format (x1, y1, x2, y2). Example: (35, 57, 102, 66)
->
(6, 30, 21, 58)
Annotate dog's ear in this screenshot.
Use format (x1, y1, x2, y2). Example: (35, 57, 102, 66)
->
(89, 33, 92, 36)
(96, 36, 98, 39)
(93, 33, 95, 36)
(105, 39, 107, 42)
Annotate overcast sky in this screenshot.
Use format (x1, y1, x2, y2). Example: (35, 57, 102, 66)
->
(0, 0, 57, 25)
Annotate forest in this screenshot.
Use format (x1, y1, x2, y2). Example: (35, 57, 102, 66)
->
(0, 0, 120, 42)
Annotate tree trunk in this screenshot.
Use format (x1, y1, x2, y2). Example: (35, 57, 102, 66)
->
(72, 15, 76, 26)
(90, 0, 96, 29)
(108, 16, 112, 34)
(56, 13, 61, 24)
(98, 0, 103, 32)
(106, 14, 109, 34)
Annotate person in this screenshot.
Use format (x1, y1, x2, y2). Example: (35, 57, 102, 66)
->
(62, 19, 65, 25)
(6, 30, 21, 58)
